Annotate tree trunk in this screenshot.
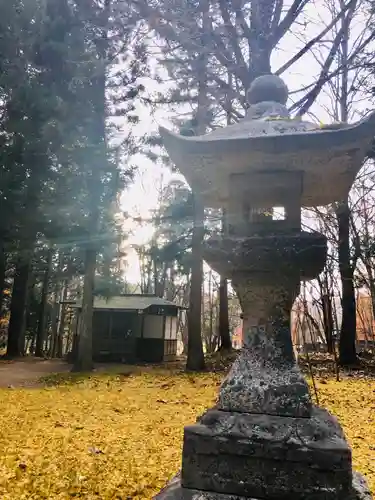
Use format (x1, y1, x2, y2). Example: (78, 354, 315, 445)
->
(249, 0, 272, 81)
(218, 209, 231, 350)
(30, 332, 37, 355)
(57, 283, 68, 357)
(201, 268, 206, 345)
(6, 257, 32, 357)
(185, 0, 208, 371)
(0, 246, 6, 314)
(50, 252, 65, 357)
(66, 305, 76, 356)
(336, 201, 357, 365)
(208, 270, 213, 350)
(186, 194, 205, 371)
(218, 275, 231, 350)
(180, 279, 190, 355)
(19, 290, 29, 357)
(181, 320, 188, 355)
(72, 0, 109, 371)
(166, 265, 176, 302)
(49, 279, 62, 358)
(35, 247, 53, 357)
(335, 9, 357, 365)
(369, 276, 375, 341)
(322, 293, 334, 354)
(72, 248, 96, 371)
(219, 276, 232, 350)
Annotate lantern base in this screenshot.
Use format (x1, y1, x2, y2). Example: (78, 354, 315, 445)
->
(178, 406, 351, 500)
(154, 471, 371, 500)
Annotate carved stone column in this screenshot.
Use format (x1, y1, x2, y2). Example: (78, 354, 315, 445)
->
(218, 277, 311, 418)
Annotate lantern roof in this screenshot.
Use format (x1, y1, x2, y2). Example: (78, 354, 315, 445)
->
(159, 75, 375, 207)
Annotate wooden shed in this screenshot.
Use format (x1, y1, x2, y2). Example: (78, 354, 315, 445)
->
(72, 295, 185, 363)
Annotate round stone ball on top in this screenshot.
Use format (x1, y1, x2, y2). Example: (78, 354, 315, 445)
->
(247, 74, 289, 106)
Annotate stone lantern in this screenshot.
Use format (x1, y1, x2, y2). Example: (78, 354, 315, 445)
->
(155, 75, 375, 500)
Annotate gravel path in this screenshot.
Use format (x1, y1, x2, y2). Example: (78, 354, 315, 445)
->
(0, 358, 72, 388)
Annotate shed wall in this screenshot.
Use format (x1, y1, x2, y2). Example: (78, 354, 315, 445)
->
(92, 311, 141, 361)
(143, 314, 164, 339)
(77, 308, 178, 363)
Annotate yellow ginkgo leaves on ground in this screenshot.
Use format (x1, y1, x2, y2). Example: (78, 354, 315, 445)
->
(0, 369, 373, 499)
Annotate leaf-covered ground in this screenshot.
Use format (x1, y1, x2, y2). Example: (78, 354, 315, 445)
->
(0, 369, 374, 499)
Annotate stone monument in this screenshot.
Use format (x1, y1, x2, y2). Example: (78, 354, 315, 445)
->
(155, 74, 375, 499)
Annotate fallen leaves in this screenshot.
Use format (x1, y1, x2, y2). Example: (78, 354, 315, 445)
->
(315, 377, 375, 489)
(0, 369, 372, 499)
(0, 371, 218, 499)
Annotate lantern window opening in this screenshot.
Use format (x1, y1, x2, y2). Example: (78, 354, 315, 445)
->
(272, 207, 285, 221)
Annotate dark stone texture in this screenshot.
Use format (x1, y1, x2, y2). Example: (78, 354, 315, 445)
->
(154, 472, 373, 500)
(193, 407, 350, 465)
(182, 454, 349, 499)
(352, 473, 374, 500)
(217, 318, 311, 417)
(180, 407, 352, 499)
(203, 232, 327, 283)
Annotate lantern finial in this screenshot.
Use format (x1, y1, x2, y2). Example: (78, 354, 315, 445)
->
(247, 74, 289, 105)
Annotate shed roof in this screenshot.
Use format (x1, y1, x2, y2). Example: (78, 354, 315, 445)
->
(71, 294, 186, 311)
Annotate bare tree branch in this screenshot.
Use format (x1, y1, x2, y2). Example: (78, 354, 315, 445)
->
(216, 0, 250, 86)
(275, 0, 357, 76)
(273, 0, 310, 45)
(271, 0, 284, 32)
(291, 27, 375, 115)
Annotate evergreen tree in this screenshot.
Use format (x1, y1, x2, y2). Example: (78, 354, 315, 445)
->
(0, 0, 147, 362)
